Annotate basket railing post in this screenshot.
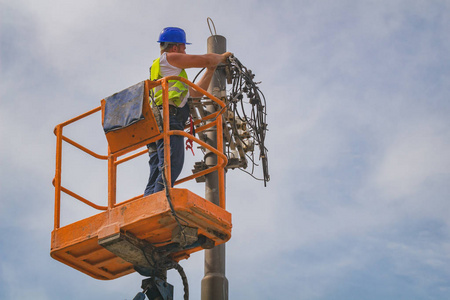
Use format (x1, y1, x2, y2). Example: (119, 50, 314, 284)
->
(216, 113, 226, 209)
(54, 125, 63, 229)
(161, 79, 172, 193)
(108, 149, 117, 208)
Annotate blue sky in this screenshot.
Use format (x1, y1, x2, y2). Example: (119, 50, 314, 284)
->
(1, 0, 450, 299)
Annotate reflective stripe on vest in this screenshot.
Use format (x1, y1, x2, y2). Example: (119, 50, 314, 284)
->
(150, 57, 189, 107)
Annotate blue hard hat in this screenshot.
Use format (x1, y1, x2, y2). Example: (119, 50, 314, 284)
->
(157, 27, 191, 44)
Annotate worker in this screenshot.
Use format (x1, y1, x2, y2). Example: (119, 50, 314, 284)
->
(144, 27, 232, 196)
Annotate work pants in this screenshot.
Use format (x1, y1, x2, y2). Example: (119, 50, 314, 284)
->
(144, 105, 189, 196)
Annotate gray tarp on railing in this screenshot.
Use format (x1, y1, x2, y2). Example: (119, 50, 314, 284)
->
(103, 81, 145, 133)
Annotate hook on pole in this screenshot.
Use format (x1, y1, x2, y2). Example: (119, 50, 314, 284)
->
(207, 17, 218, 36)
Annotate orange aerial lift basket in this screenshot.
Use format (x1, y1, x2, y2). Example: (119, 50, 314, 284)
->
(51, 78, 231, 280)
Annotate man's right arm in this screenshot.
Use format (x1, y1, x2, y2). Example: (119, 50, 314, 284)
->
(167, 52, 232, 69)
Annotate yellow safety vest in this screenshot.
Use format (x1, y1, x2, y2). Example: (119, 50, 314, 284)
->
(150, 57, 189, 107)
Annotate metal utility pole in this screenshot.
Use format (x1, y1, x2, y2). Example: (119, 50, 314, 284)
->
(201, 34, 228, 300)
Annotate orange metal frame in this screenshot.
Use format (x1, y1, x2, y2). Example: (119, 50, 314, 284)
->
(51, 77, 230, 279)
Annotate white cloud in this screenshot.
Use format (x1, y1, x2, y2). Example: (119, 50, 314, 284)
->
(372, 118, 450, 199)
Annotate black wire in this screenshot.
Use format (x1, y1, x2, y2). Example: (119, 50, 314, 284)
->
(174, 263, 189, 300)
(161, 165, 189, 240)
(192, 67, 205, 84)
(224, 55, 270, 185)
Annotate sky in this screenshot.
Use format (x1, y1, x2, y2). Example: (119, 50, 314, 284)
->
(1, 0, 450, 299)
